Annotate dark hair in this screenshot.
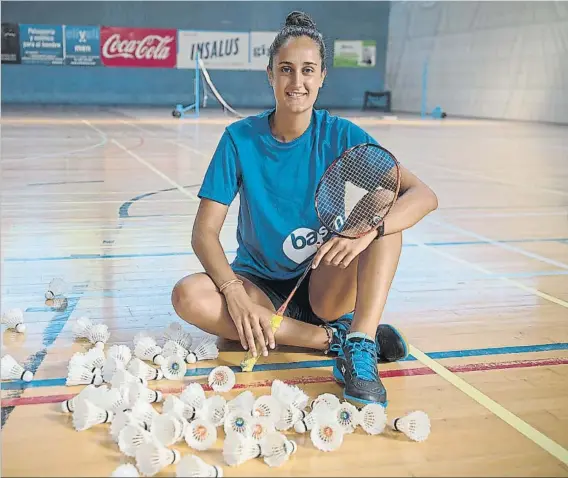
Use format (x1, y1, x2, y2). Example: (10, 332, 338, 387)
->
(268, 11, 326, 71)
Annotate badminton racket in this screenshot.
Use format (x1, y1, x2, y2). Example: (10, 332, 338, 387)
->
(240, 142, 401, 371)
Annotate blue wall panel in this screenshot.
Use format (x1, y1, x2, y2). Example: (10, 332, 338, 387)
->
(1, 1, 390, 108)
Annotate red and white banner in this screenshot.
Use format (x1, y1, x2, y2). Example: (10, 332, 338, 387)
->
(100, 26, 176, 68)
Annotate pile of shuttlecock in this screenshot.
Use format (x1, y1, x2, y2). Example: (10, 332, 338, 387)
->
(59, 318, 431, 477)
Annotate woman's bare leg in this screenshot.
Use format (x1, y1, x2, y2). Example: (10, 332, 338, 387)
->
(171, 273, 331, 351)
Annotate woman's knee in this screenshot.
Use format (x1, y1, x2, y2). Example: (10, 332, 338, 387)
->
(171, 273, 216, 325)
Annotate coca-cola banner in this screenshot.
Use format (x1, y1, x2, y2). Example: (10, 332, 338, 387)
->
(177, 30, 249, 70)
(100, 26, 176, 68)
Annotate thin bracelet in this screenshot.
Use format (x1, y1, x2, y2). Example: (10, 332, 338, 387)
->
(218, 278, 243, 293)
(320, 324, 333, 354)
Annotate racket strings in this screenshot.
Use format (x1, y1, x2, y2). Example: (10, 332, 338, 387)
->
(317, 145, 399, 238)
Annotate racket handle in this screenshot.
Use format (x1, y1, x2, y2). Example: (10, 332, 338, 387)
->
(240, 314, 284, 372)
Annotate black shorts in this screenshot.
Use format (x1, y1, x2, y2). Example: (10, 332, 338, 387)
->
(236, 270, 325, 326)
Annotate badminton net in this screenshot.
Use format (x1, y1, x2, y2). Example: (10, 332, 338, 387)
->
(198, 58, 245, 118)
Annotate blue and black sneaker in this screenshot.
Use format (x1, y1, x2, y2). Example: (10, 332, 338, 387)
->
(325, 313, 408, 364)
(332, 333, 387, 408)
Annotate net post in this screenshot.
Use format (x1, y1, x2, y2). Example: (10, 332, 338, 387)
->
(195, 52, 200, 118)
(421, 58, 428, 119)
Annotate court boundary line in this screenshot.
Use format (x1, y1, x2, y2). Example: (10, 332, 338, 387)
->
(428, 218, 568, 270)
(410, 237, 568, 309)
(409, 345, 568, 465)
(77, 118, 568, 465)
(419, 161, 568, 197)
(2, 355, 567, 407)
(119, 119, 210, 159)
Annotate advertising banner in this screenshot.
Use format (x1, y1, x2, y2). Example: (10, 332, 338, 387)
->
(64, 25, 101, 66)
(333, 40, 376, 68)
(249, 31, 277, 71)
(100, 26, 177, 68)
(1, 23, 21, 64)
(177, 30, 249, 70)
(20, 24, 64, 65)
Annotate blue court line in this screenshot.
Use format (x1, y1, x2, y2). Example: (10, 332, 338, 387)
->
(2, 342, 567, 391)
(27, 180, 104, 187)
(1, 284, 87, 425)
(4, 237, 568, 263)
(118, 184, 200, 219)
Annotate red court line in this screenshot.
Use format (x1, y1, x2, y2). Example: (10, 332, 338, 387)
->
(2, 356, 566, 408)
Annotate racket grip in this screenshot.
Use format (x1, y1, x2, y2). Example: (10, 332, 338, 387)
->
(240, 314, 284, 372)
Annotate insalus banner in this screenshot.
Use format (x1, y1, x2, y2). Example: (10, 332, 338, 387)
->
(177, 30, 278, 70)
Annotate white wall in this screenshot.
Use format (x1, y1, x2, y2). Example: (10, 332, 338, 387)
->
(386, 1, 568, 123)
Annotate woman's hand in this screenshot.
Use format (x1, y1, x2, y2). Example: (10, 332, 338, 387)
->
(311, 233, 376, 270)
(222, 286, 276, 357)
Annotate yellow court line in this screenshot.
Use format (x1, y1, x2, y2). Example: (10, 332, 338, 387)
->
(409, 344, 568, 465)
(412, 240, 568, 309)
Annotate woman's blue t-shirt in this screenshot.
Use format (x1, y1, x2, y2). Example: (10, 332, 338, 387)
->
(197, 108, 378, 280)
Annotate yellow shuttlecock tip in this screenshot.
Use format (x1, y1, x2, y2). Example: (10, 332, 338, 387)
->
(240, 314, 283, 372)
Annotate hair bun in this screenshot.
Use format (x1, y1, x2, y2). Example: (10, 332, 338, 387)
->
(285, 11, 316, 29)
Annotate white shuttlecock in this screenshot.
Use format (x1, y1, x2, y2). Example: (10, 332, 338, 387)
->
(152, 412, 187, 446)
(198, 395, 227, 427)
(134, 336, 165, 365)
(1, 354, 33, 382)
(185, 338, 219, 363)
(176, 455, 222, 478)
(72, 399, 113, 431)
(161, 355, 186, 380)
(162, 395, 197, 421)
(311, 393, 341, 413)
(222, 433, 262, 466)
(185, 419, 217, 451)
(127, 382, 163, 405)
(108, 344, 132, 366)
(163, 322, 193, 350)
(224, 410, 252, 436)
(100, 386, 130, 412)
(360, 403, 387, 435)
(310, 420, 344, 452)
(208, 365, 235, 393)
(180, 382, 206, 410)
(88, 323, 110, 349)
(72, 316, 93, 339)
(110, 402, 158, 442)
(271, 379, 309, 410)
(45, 277, 66, 299)
(260, 432, 297, 468)
(110, 368, 147, 389)
(275, 405, 305, 431)
(61, 384, 102, 413)
(253, 395, 282, 425)
(162, 340, 189, 360)
(118, 423, 156, 457)
(333, 402, 360, 434)
(110, 464, 140, 477)
(392, 410, 431, 442)
(69, 348, 105, 375)
(1, 308, 25, 333)
(127, 358, 163, 381)
(249, 416, 276, 442)
(135, 442, 180, 477)
(66, 364, 103, 387)
(294, 410, 322, 433)
(102, 357, 126, 383)
(227, 390, 255, 415)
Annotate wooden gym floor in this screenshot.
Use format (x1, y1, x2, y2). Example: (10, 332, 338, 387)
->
(1, 105, 567, 477)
